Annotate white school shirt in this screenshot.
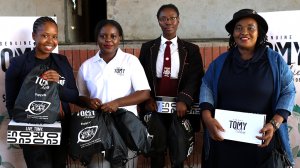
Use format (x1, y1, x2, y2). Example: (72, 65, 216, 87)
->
(77, 48, 150, 116)
(156, 36, 180, 78)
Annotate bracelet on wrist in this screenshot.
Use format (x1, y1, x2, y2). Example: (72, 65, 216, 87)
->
(269, 118, 281, 131)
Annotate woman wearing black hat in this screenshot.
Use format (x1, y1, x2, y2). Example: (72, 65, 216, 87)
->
(199, 9, 295, 168)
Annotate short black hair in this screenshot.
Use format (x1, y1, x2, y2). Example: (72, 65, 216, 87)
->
(156, 4, 180, 19)
(33, 16, 57, 34)
(94, 19, 124, 41)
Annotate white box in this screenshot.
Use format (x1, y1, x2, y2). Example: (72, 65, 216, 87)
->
(7, 120, 61, 145)
(215, 109, 266, 145)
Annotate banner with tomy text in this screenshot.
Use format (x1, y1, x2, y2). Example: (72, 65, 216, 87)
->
(261, 10, 300, 167)
(0, 16, 57, 168)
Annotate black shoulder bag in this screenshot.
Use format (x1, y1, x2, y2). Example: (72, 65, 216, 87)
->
(111, 108, 153, 155)
(13, 64, 60, 124)
(259, 131, 293, 168)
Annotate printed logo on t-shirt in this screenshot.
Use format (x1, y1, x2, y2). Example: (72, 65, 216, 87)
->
(114, 67, 125, 76)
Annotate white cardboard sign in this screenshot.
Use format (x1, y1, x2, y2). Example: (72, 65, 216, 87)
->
(215, 109, 266, 145)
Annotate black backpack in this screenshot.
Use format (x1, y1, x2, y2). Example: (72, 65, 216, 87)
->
(104, 112, 128, 166)
(13, 64, 60, 124)
(111, 108, 153, 154)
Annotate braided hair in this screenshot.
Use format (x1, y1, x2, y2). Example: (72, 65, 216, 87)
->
(33, 16, 57, 34)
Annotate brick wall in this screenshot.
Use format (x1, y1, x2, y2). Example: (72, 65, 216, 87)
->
(59, 46, 229, 71)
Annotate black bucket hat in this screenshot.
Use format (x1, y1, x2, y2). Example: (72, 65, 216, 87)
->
(225, 9, 268, 34)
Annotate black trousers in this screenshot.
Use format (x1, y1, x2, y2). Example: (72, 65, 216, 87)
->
(22, 144, 67, 168)
(147, 113, 184, 168)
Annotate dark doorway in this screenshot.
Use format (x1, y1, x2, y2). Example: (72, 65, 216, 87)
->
(87, 0, 107, 42)
(78, 0, 106, 42)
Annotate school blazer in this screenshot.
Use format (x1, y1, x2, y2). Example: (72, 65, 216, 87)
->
(139, 37, 204, 107)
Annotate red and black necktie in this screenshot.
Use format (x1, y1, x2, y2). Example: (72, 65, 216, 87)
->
(157, 41, 177, 96)
(162, 41, 172, 79)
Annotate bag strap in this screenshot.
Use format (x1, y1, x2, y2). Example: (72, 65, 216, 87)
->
(274, 131, 293, 166)
(274, 131, 283, 150)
